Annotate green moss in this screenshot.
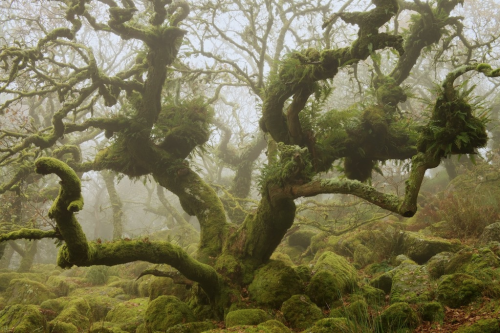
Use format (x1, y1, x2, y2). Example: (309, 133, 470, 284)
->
(69, 286, 125, 298)
(359, 284, 385, 306)
(426, 252, 454, 279)
(390, 263, 433, 304)
(164, 321, 217, 333)
(377, 302, 420, 332)
(454, 318, 500, 333)
(6, 278, 55, 305)
(248, 260, 303, 308)
(105, 297, 149, 332)
(148, 276, 190, 302)
(437, 273, 484, 308)
(50, 298, 92, 332)
(418, 301, 444, 323)
(308, 318, 358, 333)
(281, 294, 323, 330)
(0, 272, 46, 292)
(399, 232, 462, 264)
(144, 295, 195, 331)
(46, 276, 86, 297)
(306, 251, 358, 306)
(269, 252, 294, 266)
(287, 229, 316, 248)
(225, 309, 272, 327)
(204, 320, 291, 333)
(0, 304, 46, 332)
(85, 265, 110, 285)
(370, 271, 393, 294)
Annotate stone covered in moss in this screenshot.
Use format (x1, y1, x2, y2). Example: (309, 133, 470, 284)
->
(148, 276, 190, 301)
(105, 297, 149, 332)
(437, 274, 484, 308)
(419, 301, 444, 323)
(478, 222, 500, 245)
(108, 279, 139, 296)
(46, 275, 86, 297)
(69, 286, 125, 298)
(225, 309, 272, 327)
(49, 298, 93, 332)
(248, 260, 303, 307)
(280, 294, 323, 330)
(0, 272, 46, 292)
(306, 251, 358, 306)
(390, 262, 433, 304)
(269, 252, 295, 266)
(426, 252, 454, 279)
(0, 304, 46, 332)
(287, 229, 316, 248)
(359, 284, 385, 306)
(144, 295, 195, 331)
(204, 320, 291, 333)
(369, 271, 394, 294)
(353, 243, 378, 268)
(377, 302, 420, 331)
(6, 278, 55, 305)
(165, 321, 217, 333)
(307, 318, 357, 333)
(454, 318, 500, 333)
(398, 232, 461, 264)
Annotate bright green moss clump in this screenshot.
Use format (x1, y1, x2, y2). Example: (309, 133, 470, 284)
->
(0, 304, 46, 332)
(437, 273, 484, 308)
(248, 260, 303, 308)
(377, 302, 420, 331)
(454, 318, 500, 333)
(281, 294, 323, 330)
(144, 295, 195, 331)
(105, 297, 149, 332)
(225, 309, 272, 327)
(6, 278, 55, 305)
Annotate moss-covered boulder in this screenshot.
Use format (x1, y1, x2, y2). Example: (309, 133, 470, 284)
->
(49, 298, 92, 332)
(288, 229, 316, 248)
(377, 302, 420, 331)
(204, 320, 291, 333)
(437, 273, 484, 308)
(69, 286, 125, 298)
(306, 251, 358, 306)
(248, 260, 303, 308)
(455, 318, 500, 333)
(478, 222, 500, 245)
(105, 297, 149, 332)
(307, 318, 358, 333)
(225, 309, 272, 327)
(418, 301, 444, 323)
(269, 252, 295, 266)
(369, 271, 393, 294)
(353, 243, 378, 268)
(390, 262, 433, 304)
(359, 284, 385, 306)
(108, 279, 139, 296)
(46, 275, 86, 297)
(148, 276, 190, 302)
(164, 321, 217, 333)
(144, 295, 195, 331)
(0, 304, 46, 332)
(398, 232, 461, 264)
(0, 272, 46, 292)
(426, 252, 454, 279)
(6, 278, 55, 305)
(281, 294, 323, 330)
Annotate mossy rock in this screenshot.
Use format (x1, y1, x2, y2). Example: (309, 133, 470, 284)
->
(377, 302, 420, 331)
(426, 252, 454, 279)
(288, 229, 316, 248)
(0, 272, 46, 292)
(40, 297, 72, 315)
(437, 274, 484, 308)
(478, 222, 500, 245)
(144, 295, 195, 331)
(48, 320, 79, 333)
(269, 252, 294, 266)
(46, 275, 87, 297)
(165, 321, 217, 333)
(326, 230, 393, 262)
(359, 284, 385, 306)
(398, 232, 461, 264)
(353, 244, 378, 268)
(294, 265, 311, 283)
(89, 324, 130, 333)
(306, 251, 358, 307)
(148, 276, 190, 301)
(0, 304, 46, 332)
(6, 278, 55, 305)
(204, 320, 291, 333)
(344, 299, 370, 324)
(307, 318, 358, 333)
(50, 298, 92, 332)
(281, 294, 323, 330)
(85, 265, 111, 285)
(69, 286, 125, 298)
(454, 318, 500, 333)
(418, 301, 444, 323)
(248, 260, 303, 308)
(105, 297, 149, 332)
(390, 263, 433, 304)
(369, 271, 393, 294)
(225, 309, 272, 327)
(108, 279, 139, 296)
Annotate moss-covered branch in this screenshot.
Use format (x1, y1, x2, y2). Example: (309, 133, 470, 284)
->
(0, 228, 62, 242)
